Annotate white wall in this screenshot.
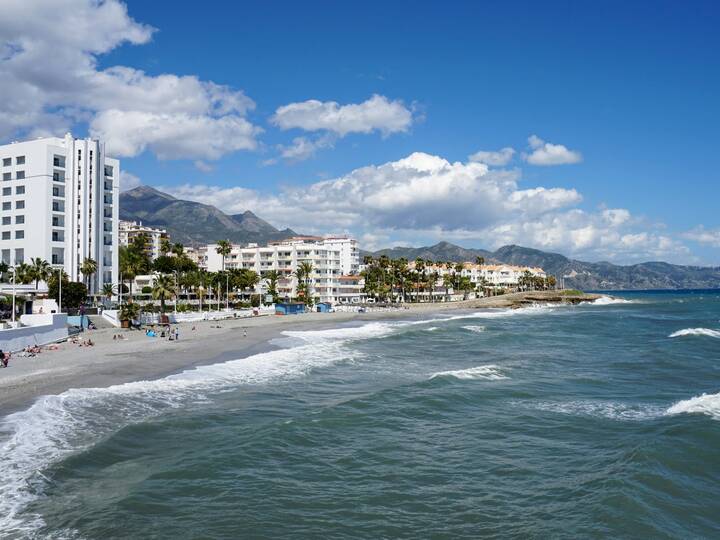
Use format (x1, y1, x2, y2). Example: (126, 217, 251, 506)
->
(0, 313, 68, 351)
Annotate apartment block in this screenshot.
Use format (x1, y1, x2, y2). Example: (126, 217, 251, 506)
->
(0, 133, 119, 293)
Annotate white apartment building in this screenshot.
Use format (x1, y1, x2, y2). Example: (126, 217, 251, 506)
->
(411, 262, 547, 288)
(119, 220, 169, 260)
(0, 133, 119, 293)
(186, 236, 361, 304)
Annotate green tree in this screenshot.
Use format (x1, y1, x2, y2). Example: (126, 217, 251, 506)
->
(475, 256, 485, 266)
(159, 238, 172, 256)
(215, 240, 232, 271)
(152, 274, 176, 313)
(101, 283, 115, 301)
(28, 258, 52, 291)
(80, 258, 97, 292)
(263, 270, 281, 304)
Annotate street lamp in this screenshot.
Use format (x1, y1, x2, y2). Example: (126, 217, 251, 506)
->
(10, 266, 16, 324)
(226, 272, 229, 311)
(58, 267, 62, 313)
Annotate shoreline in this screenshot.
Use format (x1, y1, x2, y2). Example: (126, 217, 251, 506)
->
(0, 290, 603, 415)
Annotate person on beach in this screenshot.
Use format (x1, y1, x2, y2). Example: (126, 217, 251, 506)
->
(174, 327, 179, 341)
(243, 329, 247, 338)
(0, 349, 8, 368)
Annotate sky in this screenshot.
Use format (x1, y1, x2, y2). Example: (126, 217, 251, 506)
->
(1, 0, 719, 264)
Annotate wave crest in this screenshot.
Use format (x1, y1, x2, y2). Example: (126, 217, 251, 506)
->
(666, 392, 720, 420)
(430, 365, 508, 381)
(668, 328, 720, 339)
(462, 325, 486, 333)
(591, 296, 635, 306)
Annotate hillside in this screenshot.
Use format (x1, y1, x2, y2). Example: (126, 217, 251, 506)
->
(370, 242, 720, 290)
(119, 186, 297, 245)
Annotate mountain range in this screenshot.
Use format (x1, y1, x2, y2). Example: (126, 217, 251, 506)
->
(120, 186, 297, 245)
(120, 186, 720, 290)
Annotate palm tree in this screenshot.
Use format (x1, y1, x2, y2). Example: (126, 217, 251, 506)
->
(475, 256, 485, 266)
(152, 274, 176, 313)
(215, 240, 232, 271)
(293, 261, 314, 302)
(14, 262, 33, 285)
(171, 242, 185, 257)
(0, 261, 8, 282)
(29, 257, 52, 291)
(414, 258, 425, 302)
(101, 283, 115, 301)
(80, 258, 97, 292)
(264, 270, 281, 304)
(159, 238, 172, 256)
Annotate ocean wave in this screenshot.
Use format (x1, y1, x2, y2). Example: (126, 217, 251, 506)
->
(408, 303, 558, 327)
(665, 392, 720, 420)
(531, 400, 663, 421)
(430, 365, 508, 381)
(0, 322, 380, 537)
(668, 328, 720, 339)
(462, 325, 486, 333)
(591, 296, 635, 306)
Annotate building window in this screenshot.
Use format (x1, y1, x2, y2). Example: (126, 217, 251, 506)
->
(52, 186, 64, 197)
(15, 248, 23, 264)
(2, 173, 10, 181)
(15, 186, 24, 195)
(52, 215, 64, 227)
(1, 231, 10, 240)
(15, 215, 24, 224)
(16, 171, 24, 180)
(104, 165, 113, 177)
(16, 156, 25, 165)
(2, 202, 10, 211)
(53, 155, 66, 168)
(2, 187, 10, 196)
(15, 230, 24, 239)
(1, 249, 9, 264)
(52, 230, 64, 242)
(1, 216, 9, 225)
(2, 158, 10, 167)
(15, 200, 24, 209)
(53, 170, 65, 182)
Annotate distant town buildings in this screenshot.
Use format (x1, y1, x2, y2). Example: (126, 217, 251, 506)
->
(0, 133, 119, 293)
(119, 220, 169, 261)
(185, 236, 362, 304)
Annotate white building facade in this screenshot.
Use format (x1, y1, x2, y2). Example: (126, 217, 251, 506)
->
(119, 220, 168, 261)
(0, 133, 119, 293)
(186, 236, 361, 304)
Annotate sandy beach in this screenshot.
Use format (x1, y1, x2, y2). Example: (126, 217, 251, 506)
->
(0, 291, 602, 414)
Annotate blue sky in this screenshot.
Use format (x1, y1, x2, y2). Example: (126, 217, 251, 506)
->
(2, 0, 719, 263)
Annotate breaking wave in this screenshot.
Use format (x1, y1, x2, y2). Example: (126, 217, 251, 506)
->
(430, 365, 508, 381)
(0, 322, 385, 537)
(462, 325, 486, 333)
(591, 296, 635, 306)
(668, 328, 720, 339)
(666, 392, 720, 420)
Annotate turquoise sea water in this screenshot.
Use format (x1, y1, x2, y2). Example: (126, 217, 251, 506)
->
(1, 291, 720, 539)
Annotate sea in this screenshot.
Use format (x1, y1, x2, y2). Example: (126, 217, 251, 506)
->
(1, 290, 719, 539)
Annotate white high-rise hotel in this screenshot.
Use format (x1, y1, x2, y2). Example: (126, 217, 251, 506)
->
(0, 133, 119, 293)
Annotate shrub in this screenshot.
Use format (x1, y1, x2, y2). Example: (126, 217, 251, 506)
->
(141, 286, 152, 295)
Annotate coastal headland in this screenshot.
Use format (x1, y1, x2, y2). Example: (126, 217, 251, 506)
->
(0, 290, 603, 414)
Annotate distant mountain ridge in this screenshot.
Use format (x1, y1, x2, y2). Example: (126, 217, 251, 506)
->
(370, 242, 720, 290)
(119, 186, 297, 245)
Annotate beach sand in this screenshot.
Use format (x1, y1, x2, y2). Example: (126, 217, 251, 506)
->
(0, 291, 602, 414)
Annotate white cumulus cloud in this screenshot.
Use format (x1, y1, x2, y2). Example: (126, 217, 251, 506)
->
(120, 171, 142, 191)
(160, 151, 687, 262)
(682, 226, 720, 247)
(524, 135, 582, 166)
(271, 94, 413, 137)
(469, 147, 516, 166)
(0, 0, 260, 161)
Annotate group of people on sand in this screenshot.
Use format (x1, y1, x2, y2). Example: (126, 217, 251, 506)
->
(0, 349, 10, 368)
(145, 325, 180, 341)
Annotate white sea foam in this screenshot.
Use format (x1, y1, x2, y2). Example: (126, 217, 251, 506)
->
(665, 392, 720, 420)
(591, 296, 635, 306)
(668, 328, 720, 339)
(0, 322, 381, 537)
(426, 327, 439, 332)
(532, 400, 663, 421)
(430, 364, 508, 381)
(462, 325, 486, 333)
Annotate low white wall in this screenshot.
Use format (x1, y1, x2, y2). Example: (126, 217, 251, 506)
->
(0, 313, 68, 352)
(102, 309, 121, 328)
